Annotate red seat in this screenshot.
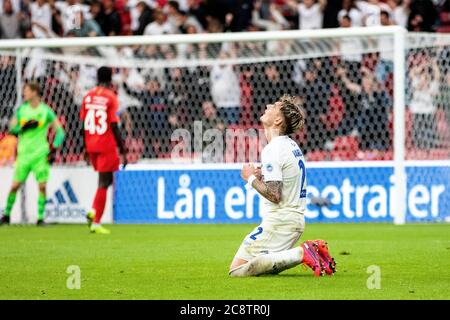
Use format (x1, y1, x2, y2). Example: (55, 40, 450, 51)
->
(158, 152, 199, 162)
(437, 25, 450, 33)
(332, 136, 359, 160)
(356, 150, 392, 161)
(306, 150, 329, 161)
(429, 148, 450, 160)
(382, 150, 393, 160)
(405, 148, 450, 160)
(436, 110, 450, 147)
(65, 153, 84, 163)
(125, 138, 144, 163)
(440, 12, 450, 24)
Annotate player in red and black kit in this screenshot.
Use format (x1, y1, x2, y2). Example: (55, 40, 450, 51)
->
(80, 66, 127, 234)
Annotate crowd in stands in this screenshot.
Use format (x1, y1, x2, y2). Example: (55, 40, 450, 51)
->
(0, 0, 449, 163)
(1, 0, 450, 39)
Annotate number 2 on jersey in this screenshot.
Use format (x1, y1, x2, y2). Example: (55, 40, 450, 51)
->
(298, 160, 307, 198)
(84, 109, 107, 135)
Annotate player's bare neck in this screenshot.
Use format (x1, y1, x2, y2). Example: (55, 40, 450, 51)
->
(265, 127, 284, 143)
(30, 98, 40, 108)
(98, 82, 110, 89)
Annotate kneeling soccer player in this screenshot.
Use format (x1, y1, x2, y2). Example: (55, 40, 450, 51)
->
(229, 95, 336, 277)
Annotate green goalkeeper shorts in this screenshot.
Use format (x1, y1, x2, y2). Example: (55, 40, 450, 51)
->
(13, 155, 50, 183)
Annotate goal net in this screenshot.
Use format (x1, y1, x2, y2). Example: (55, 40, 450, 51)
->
(0, 27, 448, 224)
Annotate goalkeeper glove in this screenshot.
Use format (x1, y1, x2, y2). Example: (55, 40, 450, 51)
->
(48, 148, 57, 164)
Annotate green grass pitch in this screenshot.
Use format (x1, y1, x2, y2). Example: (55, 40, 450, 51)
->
(0, 223, 449, 300)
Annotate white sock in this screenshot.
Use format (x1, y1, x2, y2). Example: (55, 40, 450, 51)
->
(229, 247, 303, 277)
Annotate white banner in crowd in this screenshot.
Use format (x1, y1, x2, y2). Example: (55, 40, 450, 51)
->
(0, 167, 112, 224)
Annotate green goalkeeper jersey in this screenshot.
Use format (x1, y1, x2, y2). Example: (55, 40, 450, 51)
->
(15, 101, 57, 159)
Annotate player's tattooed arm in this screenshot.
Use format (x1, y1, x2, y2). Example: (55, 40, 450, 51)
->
(251, 180, 282, 204)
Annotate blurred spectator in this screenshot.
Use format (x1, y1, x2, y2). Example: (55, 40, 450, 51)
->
(175, 8, 204, 33)
(165, 67, 190, 115)
(23, 29, 48, 80)
(200, 100, 226, 162)
(206, 15, 224, 33)
(337, 66, 391, 151)
(0, 0, 24, 39)
(252, 0, 289, 31)
(339, 14, 363, 82)
(0, 0, 19, 14)
(102, 0, 121, 36)
(200, 100, 225, 132)
(437, 46, 450, 123)
(47, 0, 64, 36)
(40, 63, 81, 160)
(300, 60, 331, 152)
(54, 0, 91, 35)
(356, 0, 383, 26)
(210, 51, 241, 125)
(122, 74, 168, 157)
(286, 0, 327, 30)
(133, 1, 154, 35)
(144, 9, 174, 35)
(387, 0, 410, 28)
(31, 20, 58, 38)
(322, 0, 342, 28)
(90, 1, 107, 32)
(0, 56, 17, 131)
(68, 9, 104, 37)
(0, 0, 449, 41)
(338, 0, 362, 27)
(30, 0, 52, 39)
(128, 0, 154, 34)
(335, 60, 359, 136)
(408, 57, 440, 149)
(375, 10, 395, 83)
(0, 0, 449, 166)
(408, 0, 438, 31)
(166, 0, 180, 31)
(225, 0, 253, 32)
(187, 0, 208, 29)
(160, 111, 182, 154)
(238, 64, 254, 124)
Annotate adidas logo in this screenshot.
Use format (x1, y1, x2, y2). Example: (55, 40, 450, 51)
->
(46, 180, 79, 205)
(46, 180, 86, 219)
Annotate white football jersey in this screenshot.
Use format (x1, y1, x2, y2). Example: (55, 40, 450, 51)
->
(260, 135, 307, 219)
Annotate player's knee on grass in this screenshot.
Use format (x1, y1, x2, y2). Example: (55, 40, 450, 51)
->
(229, 256, 274, 277)
(229, 248, 303, 277)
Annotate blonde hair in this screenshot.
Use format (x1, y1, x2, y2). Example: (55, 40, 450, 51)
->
(279, 95, 306, 135)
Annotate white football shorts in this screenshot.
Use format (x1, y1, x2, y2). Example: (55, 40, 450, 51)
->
(235, 212, 305, 261)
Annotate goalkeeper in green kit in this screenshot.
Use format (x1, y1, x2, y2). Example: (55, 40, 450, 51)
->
(0, 81, 65, 226)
